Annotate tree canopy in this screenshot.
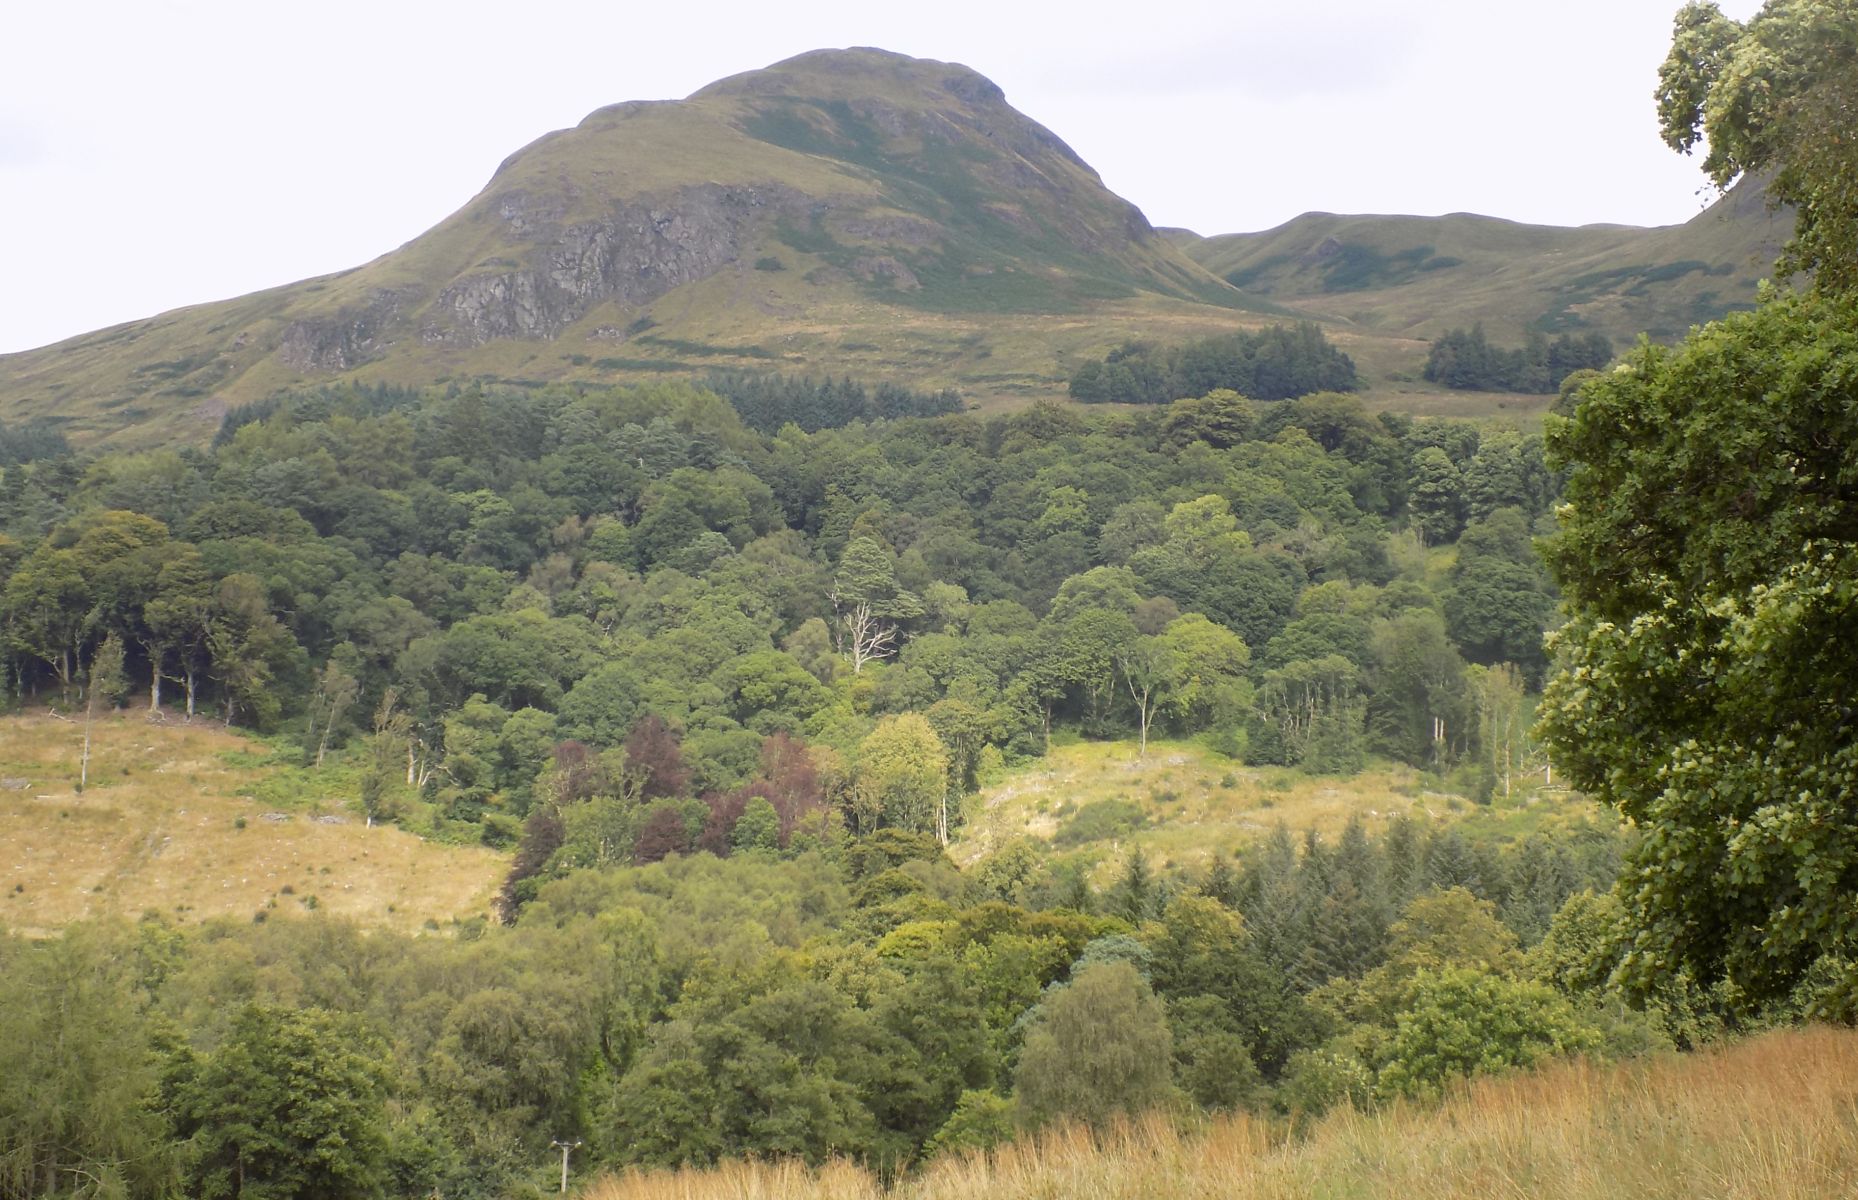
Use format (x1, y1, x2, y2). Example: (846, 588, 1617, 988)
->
(1657, 0, 1858, 293)
(1540, 290, 1858, 1008)
(1537, 0, 1858, 1013)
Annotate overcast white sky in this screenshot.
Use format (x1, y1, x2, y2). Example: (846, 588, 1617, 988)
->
(1, 0, 1762, 355)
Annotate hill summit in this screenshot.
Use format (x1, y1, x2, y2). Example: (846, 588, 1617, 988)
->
(0, 48, 1248, 447)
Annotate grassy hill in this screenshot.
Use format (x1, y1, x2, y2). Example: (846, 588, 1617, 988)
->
(0, 49, 1279, 450)
(1167, 177, 1791, 347)
(0, 710, 503, 936)
(582, 1024, 1858, 1199)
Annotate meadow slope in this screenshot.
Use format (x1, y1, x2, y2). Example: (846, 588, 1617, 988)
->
(0, 710, 503, 936)
(954, 739, 1590, 883)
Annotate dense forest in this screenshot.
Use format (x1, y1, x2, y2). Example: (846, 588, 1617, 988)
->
(699, 372, 964, 434)
(1066, 323, 1359, 405)
(0, 370, 1581, 1194)
(6, 804, 1649, 1198)
(1421, 325, 1613, 394)
(0, 380, 1560, 861)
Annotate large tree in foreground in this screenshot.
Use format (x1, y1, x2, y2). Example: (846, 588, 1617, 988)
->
(1540, 0, 1858, 1016)
(1540, 293, 1858, 1009)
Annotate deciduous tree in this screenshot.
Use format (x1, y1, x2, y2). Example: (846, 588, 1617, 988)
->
(1013, 961, 1178, 1129)
(175, 1005, 390, 1200)
(1540, 289, 1858, 1007)
(830, 537, 922, 674)
(1657, 0, 1858, 293)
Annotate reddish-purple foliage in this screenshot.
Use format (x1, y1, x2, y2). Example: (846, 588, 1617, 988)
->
(497, 805, 566, 923)
(624, 716, 690, 800)
(633, 805, 691, 864)
(698, 791, 748, 857)
(757, 732, 824, 842)
(551, 740, 608, 805)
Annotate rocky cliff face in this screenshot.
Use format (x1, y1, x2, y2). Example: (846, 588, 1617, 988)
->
(425, 184, 815, 346)
(260, 50, 1197, 368)
(261, 50, 1208, 369)
(278, 288, 415, 370)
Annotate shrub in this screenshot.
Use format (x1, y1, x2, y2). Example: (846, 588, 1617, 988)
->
(1052, 799, 1146, 848)
(1376, 966, 1603, 1099)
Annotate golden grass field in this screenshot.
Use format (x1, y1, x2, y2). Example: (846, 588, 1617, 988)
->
(0, 709, 504, 936)
(583, 1024, 1858, 1200)
(952, 739, 1583, 883)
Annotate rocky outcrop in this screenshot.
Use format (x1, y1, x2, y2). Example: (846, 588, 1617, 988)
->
(277, 288, 414, 370)
(849, 254, 921, 290)
(266, 51, 1180, 367)
(427, 184, 815, 346)
(0, 47, 1251, 447)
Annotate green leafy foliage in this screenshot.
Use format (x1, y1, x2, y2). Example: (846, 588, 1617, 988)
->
(0, 926, 175, 1200)
(1375, 967, 1603, 1099)
(1541, 289, 1858, 1008)
(1012, 961, 1178, 1129)
(0, 371, 1601, 1189)
(0, 797, 1641, 1191)
(1053, 799, 1147, 848)
(1, 378, 1564, 817)
(1657, 0, 1858, 293)
(174, 1005, 390, 1200)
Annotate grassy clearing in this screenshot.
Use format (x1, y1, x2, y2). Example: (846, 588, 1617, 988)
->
(953, 739, 1585, 881)
(583, 1024, 1858, 1200)
(0, 709, 503, 936)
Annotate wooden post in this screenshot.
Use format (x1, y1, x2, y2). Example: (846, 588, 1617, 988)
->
(551, 1140, 581, 1194)
(80, 691, 94, 794)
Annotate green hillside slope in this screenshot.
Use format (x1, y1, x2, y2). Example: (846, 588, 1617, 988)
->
(1169, 178, 1791, 344)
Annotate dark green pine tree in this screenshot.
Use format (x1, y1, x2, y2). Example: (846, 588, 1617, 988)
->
(1297, 877, 1390, 989)
(1333, 815, 1386, 913)
(1055, 861, 1097, 914)
(1327, 815, 1393, 962)
(1113, 848, 1158, 925)
(1298, 827, 1335, 897)
(1380, 815, 1431, 911)
(1240, 826, 1317, 983)
(1502, 836, 1579, 946)
(1471, 840, 1512, 908)
(1200, 856, 1241, 910)
(1425, 828, 1485, 896)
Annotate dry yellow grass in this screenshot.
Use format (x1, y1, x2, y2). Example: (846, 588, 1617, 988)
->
(584, 1160, 880, 1200)
(0, 709, 503, 936)
(582, 1026, 1858, 1200)
(954, 739, 1494, 880)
